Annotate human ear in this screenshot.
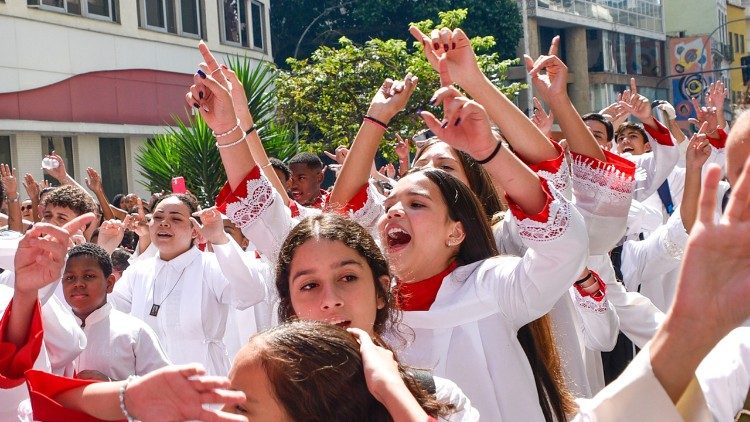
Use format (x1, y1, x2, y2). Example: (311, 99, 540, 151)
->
(644, 142, 652, 153)
(447, 221, 466, 247)
(106, 274, 116, 293)
(376, 275, 390, 309)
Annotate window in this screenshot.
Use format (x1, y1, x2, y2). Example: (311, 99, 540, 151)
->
(741, 35, 745, 54)
(41, 136, 75, 186)
(0, 137, 11, 169)
(139, 0, 202, 37)
(99, 138, 128, 200)
(32, 0, 117, 21)
(220, 0, 266, 50)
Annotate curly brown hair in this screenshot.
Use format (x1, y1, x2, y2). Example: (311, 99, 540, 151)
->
(40, 185, 95, 216)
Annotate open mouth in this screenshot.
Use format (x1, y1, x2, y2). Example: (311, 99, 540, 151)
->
(156, 231, 173, 239)
(386, 227, 412, 251)
(622, 147, 634, 153)
(332, 320, 351, 329)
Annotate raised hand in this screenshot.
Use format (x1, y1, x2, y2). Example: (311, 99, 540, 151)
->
(323, 146, 350, 165)
(409, 26, 479, 87)
(524, 36, 568, 102)
(185, 42, 239, 136)
(215, 63, 255, 132)
(685, 122, 711, 170)
(347, 328, 404, 404)
(97, 219, 126, 254)
(619, 78, 654, 125)
(125, 364, 246, 422)
(531, 97, 554, 137)
(365, 74, 418, 124)
(688, 96, 719, 135)
(1, 164, 18, 200)
(378, 163, 396, 179)
(14, 213, 96, 295)
(394, 134, 409, 160)
(674, 157, 750, 333)
(600, 94, 631, 128)
(418, 86, 496, 160)
(705, 80, 728, 112)
(22, 173, 41, 201)
(43, 152, 68, 183)
(190, 207, 228, 245)
(85, 167, 104, 193)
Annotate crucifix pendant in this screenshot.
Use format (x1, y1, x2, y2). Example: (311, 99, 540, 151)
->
(150, 304, 160, 316)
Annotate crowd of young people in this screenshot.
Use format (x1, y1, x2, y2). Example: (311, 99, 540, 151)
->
(0, 25, 748, 421)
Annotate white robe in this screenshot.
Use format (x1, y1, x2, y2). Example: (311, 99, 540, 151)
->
(696, 327, 750, 421)
(110, 241, 269, 376)
(66, 302, 170, 380)
(396, 186, 589, 421)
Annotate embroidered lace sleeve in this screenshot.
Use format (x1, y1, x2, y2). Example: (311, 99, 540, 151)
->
(523, 141, 571, 199)
(570, 150, 637, 254)
(506, 177, 570, 242)
(0, 299, 43, 388)
(341, 181, 385, 241)
(219, 167, 275, 230)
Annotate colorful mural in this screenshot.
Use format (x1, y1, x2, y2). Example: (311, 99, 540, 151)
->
(669, 36, 714, 121)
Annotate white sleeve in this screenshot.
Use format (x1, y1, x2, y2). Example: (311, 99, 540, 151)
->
(621, 211, 688, 293)
(433, 376, 480, 422)
(631, 138, 679, 202)
(572, 343, 683, 422)
(40, 295, 86, 372)
(477, 181, 589, 328)
(211, 238, 272, 310)
(569, 286, 619, 352)
(109, 266, 135, 313)
(225, 174, 297, 266)
(602, 279, 665, 348)
(132, 321, 171, 376)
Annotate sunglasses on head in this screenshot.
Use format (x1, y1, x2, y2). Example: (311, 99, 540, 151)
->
(21, 205, 32, 211)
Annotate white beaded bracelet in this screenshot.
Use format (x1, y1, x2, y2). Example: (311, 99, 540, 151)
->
(216, 132, 246, 149)
(212, 118, 241, 138)
(119, 375, 138, 422)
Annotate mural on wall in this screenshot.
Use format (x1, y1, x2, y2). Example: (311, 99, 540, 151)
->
(669, 36, 713, 121)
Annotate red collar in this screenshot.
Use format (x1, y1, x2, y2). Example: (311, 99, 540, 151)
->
(396, 262, 458, 311)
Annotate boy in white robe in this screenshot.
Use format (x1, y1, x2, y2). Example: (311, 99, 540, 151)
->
(62, 243, 170, 381)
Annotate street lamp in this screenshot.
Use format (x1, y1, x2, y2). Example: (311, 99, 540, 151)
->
(294, 1, 354, 59)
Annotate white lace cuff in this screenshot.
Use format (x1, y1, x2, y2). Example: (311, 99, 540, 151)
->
(572, 154, 635, 214)
(346, 181, 385, 233)
(514, 179, 571, 243)
(225, 175, 275, 229)
(572, 287, 609, 314)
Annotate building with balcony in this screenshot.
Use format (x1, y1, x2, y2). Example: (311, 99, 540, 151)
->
(727, 0, 748, 106)
(519, 0, 668, 115)
(0, 0, 272, 200)
(663, 0, 733, 124)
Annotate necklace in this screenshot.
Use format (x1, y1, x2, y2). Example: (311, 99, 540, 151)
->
(149, 264, 189, 317)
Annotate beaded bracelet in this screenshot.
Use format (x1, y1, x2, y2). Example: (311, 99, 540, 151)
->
(212, 118, 241, 138)
(119, 375, 139, 422)
(216, 132, 246, 149)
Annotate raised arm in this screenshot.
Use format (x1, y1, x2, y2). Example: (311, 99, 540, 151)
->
(1, 165, 23, 233)
(680, 123, 711, 234)
(650, 158, 750, 401)
(419, 86, 546, 214)
(22, 173, 42, 223)
(411, 26, 558, 164)
(525, 37, 606, 161)
(328, 74, 417, 209)
(187, 42, 257, 190)
(85, 167, 118, 221)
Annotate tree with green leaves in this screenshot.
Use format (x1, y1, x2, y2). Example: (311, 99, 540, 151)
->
(275, 9, 525, 158)
(136, 58, 297, 206)
(271, 0, 523, 67)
